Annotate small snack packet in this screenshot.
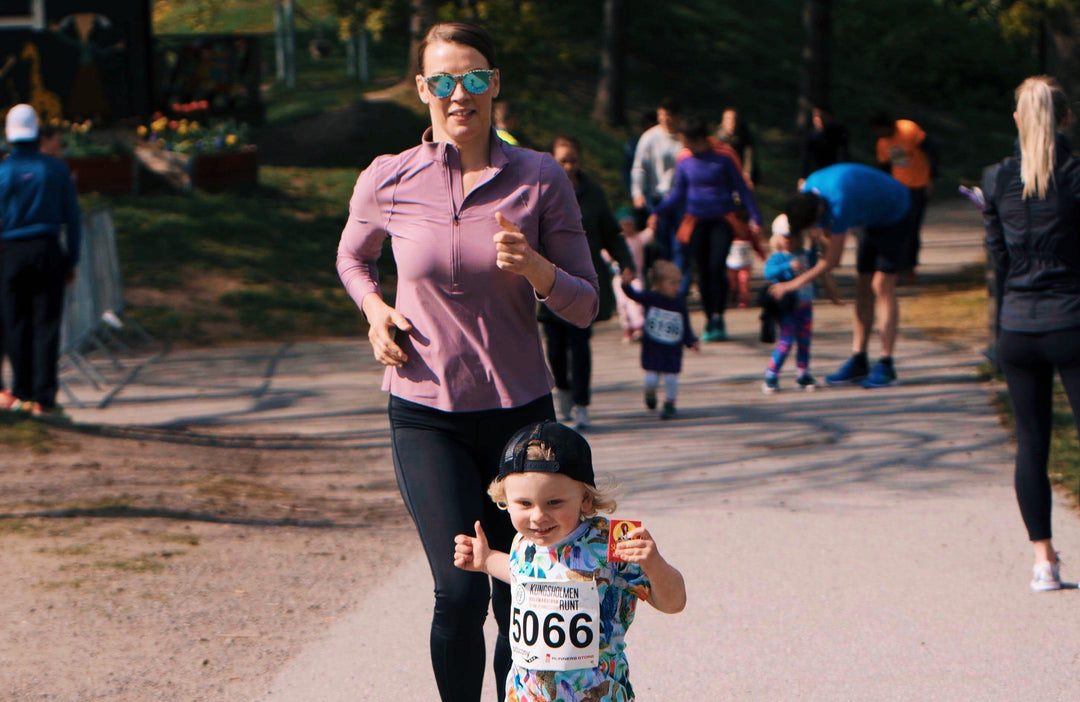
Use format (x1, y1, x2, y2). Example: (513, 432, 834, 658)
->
(607, 519, 642, 562)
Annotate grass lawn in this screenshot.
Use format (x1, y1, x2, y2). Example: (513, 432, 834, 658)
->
(110, 166, 377, 343)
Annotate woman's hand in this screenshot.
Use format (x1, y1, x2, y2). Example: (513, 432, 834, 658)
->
(454, 521, 491, 573)
(362, 293, 412, 367)
(494, 212, 556, 297)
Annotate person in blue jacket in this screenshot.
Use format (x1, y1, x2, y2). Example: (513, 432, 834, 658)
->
(773, 163, 911, 388)
(0, 104, 81, 417)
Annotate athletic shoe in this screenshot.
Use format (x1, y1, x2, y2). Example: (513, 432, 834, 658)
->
(555, 390, 573, 420)
(825, 355, 869, 386)
(761, 376, 779, 395)
(572, 405, 590, 430)
(702, 316, 728, 342)
(660, 401, 677, 420)
(1030, 561, 1062, 592)
(644, 389, 657, 410)
(24, 402, 71, 422)
(861, 359, 897, 389)
(796, 374, 817, 391)
(0, 389, 19, 411)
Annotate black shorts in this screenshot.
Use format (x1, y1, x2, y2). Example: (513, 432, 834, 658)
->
(856, 211, 914, 274)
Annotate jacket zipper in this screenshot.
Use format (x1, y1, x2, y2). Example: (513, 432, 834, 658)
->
(445, 152, 462, 296)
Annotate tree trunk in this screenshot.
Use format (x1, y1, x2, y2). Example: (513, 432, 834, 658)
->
(797, 0, 832, 131)
(592, 0, 627, 127)
(406, 0, 436, 79)
(1046, 6, 1080, 142)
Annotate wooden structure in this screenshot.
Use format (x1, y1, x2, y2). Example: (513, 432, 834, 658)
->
(0, 0, 153, 123)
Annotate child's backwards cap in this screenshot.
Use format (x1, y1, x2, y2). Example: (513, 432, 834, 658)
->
(498, 420, 595, 486)
(771, 213, 791, 237)
(614, 205, 635, 223)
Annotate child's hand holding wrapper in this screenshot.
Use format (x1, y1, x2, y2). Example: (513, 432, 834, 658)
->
(608, 519, 643, 562)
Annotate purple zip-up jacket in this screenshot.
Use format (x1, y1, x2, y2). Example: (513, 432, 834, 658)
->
(337, 129, 599, 412)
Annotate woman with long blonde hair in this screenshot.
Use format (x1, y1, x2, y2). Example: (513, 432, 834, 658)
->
(984, 75, 1080, 591)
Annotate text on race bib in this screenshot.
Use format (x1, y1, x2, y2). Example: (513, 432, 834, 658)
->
(510, 577, 600, 671)
(644, 307, 683, 345)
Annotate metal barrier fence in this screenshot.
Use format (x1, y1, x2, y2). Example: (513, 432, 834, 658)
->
(59, 206, 157, 407)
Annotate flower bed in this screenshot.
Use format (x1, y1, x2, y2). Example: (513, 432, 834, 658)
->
(136, 115, 257, 191)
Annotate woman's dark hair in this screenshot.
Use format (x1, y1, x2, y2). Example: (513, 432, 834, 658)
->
(658, 96, 681, 116)
(417, 22, 497, 74)
(678, 114, 710, 142)
(785, 191, 823, 235)
(550, 134, 581, 154)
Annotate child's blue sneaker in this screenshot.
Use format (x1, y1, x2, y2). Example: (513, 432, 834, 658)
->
(825, 355, 869, 385)
(796, 373, 817, 391)
(761, 376, 779, 395)
(861, 359, 897, 388)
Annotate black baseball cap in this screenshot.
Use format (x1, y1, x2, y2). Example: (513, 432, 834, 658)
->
(497, 420, 595, 486)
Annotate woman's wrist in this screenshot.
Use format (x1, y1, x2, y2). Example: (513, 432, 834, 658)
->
(531, 257, 557, 298)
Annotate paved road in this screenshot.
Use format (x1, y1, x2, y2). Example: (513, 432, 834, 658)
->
(64, 201, 1080, 700)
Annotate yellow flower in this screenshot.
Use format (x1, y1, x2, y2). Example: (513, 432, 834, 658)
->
(190, 121, 200, 130)
(151, 117, 168, 133)
(177, 124, 189, 136)
(225, 134, 238, 146)
(179, 119, 189, 128)
(137, 125, 148, 137)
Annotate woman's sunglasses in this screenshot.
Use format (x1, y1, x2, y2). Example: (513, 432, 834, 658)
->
(423, 69, 496, 99)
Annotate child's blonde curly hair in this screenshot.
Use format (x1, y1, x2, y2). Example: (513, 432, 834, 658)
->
(488, 441, 617, 517)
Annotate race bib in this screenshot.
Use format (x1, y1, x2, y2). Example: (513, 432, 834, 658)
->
(644, 307, 683, 345)
(510, 576, 600, 671)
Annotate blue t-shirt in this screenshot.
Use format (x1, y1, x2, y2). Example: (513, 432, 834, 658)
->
(801, 163, 910, 234)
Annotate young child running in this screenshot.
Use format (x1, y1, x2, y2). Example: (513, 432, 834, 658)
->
(762, 213, 817, 394)
(454, 420, 686, 702)
(619, 260, 699, 419)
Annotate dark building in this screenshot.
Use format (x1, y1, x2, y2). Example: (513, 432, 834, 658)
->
(0, 0, 153, 123)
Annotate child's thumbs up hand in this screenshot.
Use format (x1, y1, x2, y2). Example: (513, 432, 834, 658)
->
(454, 520, 491, 573)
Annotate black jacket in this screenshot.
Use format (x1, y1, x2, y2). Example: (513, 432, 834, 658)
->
(984, 135, 1080, 333)
(538, 172, 632, 324)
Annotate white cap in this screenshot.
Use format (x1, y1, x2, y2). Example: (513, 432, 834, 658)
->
(771, 213, 791, 237)
(5, 104, 39, 143)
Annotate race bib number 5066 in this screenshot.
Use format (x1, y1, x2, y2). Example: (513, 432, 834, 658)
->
(510, 577, 600, 671)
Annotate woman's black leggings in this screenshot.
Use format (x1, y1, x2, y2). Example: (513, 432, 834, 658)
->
(388, 394, 555, 701)
(689, 216, 735, 323)
(541, 319, 593, 407)
(998, 328, 1080, 542)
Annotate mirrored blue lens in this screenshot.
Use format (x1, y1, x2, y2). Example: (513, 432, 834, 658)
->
(427, 74, 457, 98)
(461, 70, 492, 95)
(425, 70, 493, 98)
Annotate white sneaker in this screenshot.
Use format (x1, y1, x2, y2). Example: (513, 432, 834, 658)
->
(1030, 561, 1062, 592)
(555, 390, 573, 420)
(571, 405, 590, 430)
